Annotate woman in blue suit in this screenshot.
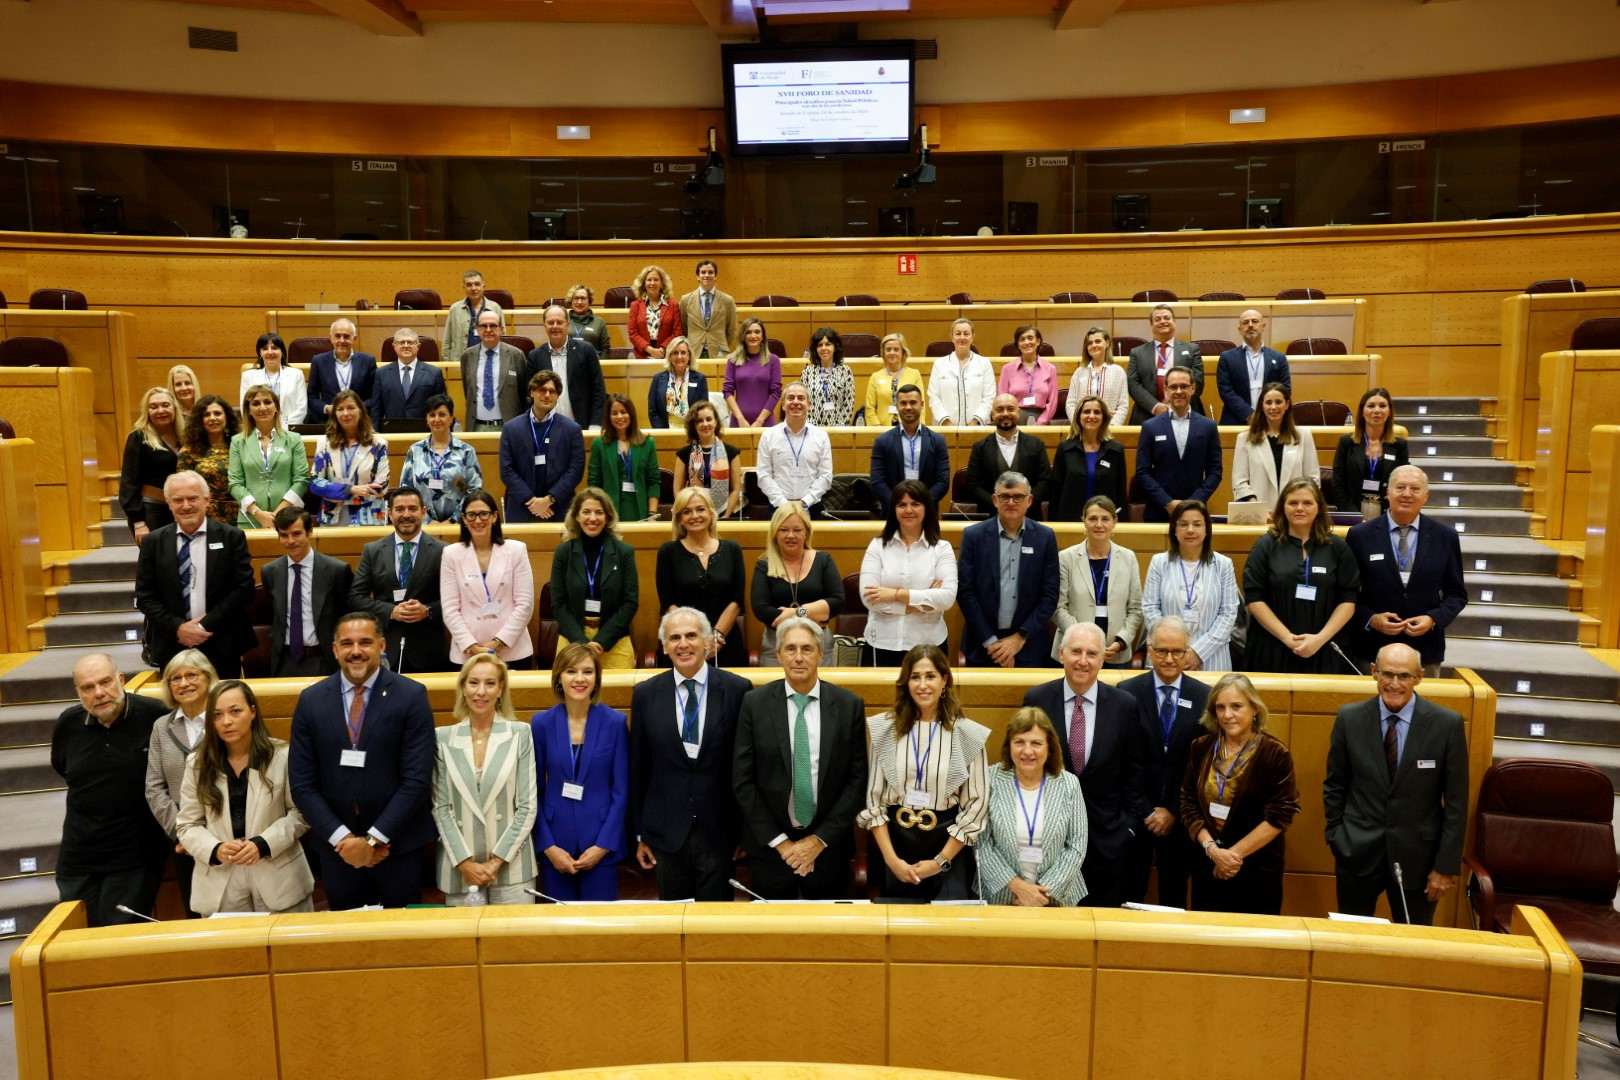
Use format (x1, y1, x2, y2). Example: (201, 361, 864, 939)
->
(531, 642, 629, 900)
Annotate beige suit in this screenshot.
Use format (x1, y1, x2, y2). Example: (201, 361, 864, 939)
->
(1230, 430, 1321, 509)
(442, 297, 504, 373)
(1053, 541, 1144, 663)
(678, 287, 739, 359)
(431, 719, 539, 899)
(176, 741, 314, 915)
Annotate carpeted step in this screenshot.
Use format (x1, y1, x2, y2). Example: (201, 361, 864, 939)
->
(92, 519, 134, 547)
(63, 548, 139, 584)
(1451, 603, 1580, 645)
(1422, 457, 1519, 485)
(0, 703, 63, 749)
(1492, 738, 1620, 791)
(0, 791, 64, 876)
(1409, 435, 1497, 459)
(1446, 640, 1620, 704)
(1405, 416, 1489, 438)
(40, 612, 145, 649)
(0, 644, 148, 705)
(50, 581, 139, 616)
(1463, 572, 1573, 608)
(0, 748, 60, 797)
(1404, 397, 1484, 417)
(1457, 536, 1562, 576)
(1425, 483, 1527, 511)
(0, 874, 62, 939)
(1424, 507, 1531, 537)
(1495, 696, 1620, 746)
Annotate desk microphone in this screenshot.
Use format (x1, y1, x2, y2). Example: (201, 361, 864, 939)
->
(729, 878, 769, 903)
(1391, 863, 1415, 925)
(1329, 641, 1366, 677)
(114, 905, 160, 923)
(395, 636, 406, 674)
(524, 888, 568, 904)
(478, 220, 488, 241)
(293, 219, 304, 239)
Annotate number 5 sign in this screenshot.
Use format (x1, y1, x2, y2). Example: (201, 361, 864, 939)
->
(896, 254, 917, 275)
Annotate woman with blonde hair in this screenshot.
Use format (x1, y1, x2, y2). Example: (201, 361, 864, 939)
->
(722, 316, 782, 427)
(656, 487, 746, 667)
(628, 265, 683, 359)
(646, 335, 709, 429)
(863, 332, 926, 427)
(552, 487, 639, 669)
(308, 388, 389, 525)
(167, 364, 201, 419)
(227, 383, 309, 529)
(750, 501, 843, 665)
(120, 386, 185, 543)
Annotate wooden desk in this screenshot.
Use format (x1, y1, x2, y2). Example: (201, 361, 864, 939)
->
(1532, 348, 1620, 539)
(1586, 426, 1620, 648)
(0, 367, 100, 550)
(1499, 288, 1620, 460)
(0, 309, 137, 468)
(0, 438, 47, 651)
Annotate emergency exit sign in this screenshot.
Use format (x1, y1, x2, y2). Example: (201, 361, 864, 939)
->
(897, 254, 917, 275)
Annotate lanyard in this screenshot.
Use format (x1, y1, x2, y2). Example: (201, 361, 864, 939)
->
(619, 447, 634, 480)
(1016, 775, 1047, 846)
(583, 544, 604, 599)
(1088, 364, 1103, 397)
(529, 412, 555, 456)
(569, 741, 583, 779)
(910, 722, 937, 791)
(1302, 545, 1313, 584)
(481, 571, 494, 605)
(1214, 737, 1258, 801)
(679, 675, 707, 740)
(340, 444, 361, 483)
(336, 361, 351, 392)
(429, 443, 450, 478)
(1024, 361, 1038, 398)
(1363, 436, 1381, 478)
(1178, 558, 1202, 607)
(783, 425, 808, 469)
(1089, 554, 1109, 606)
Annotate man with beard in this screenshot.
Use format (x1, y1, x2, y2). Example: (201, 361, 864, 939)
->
(964, 393, 1051, 518)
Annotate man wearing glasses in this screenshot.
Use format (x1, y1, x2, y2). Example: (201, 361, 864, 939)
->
(498, 369, 583, 523)
(1322, 642, 1469, 925)
(957, 471, 1059, 667)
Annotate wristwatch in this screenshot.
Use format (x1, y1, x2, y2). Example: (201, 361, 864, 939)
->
(934, 855, 952, 872)
(795, 606, 808, 618)
(365, 835, 381, 850)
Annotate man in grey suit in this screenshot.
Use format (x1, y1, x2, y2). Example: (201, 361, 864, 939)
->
(349, 487, 450, 674)
(733, 618, 868, 900)
(1323, 642, 1469, 925)
(1127, 304, 1204, 423)
(441, 268, 502, 366)
(262, 507, 354, 678)
(460, 309, 528, 431)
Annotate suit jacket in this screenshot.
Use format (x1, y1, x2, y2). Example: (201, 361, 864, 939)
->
(732, 679, 869, 855)
(1346, 514, 1468, 667)
(441, 297, 503, 366)
(1048, 438, 1128, 521)
(1023, 679, 1146, 861)
(262, 551, 354, 675)
(630, 665, 754, 855)
(306, 351, 377, 419)
(287, 667, 437, 854)
(368, 361, 448, 424)
(498, 409, 585, 522)
(957, 516, 1060, 666)
(144, 706, 201, 840)
(965, 432, 1052, 515)
(226, 429, 310, 529)
(460, 342, 529, 424)
(1052, 542, 1143, 661)
(1126, 339, 1204, 424)
(647, 369, 711, 430)
(431, 718, 539, 892)
(1215, 346, 1291, 425)
(1230, 430, 1321, 508)
(526, 338, 607, 429)
(1135, 411, 1223, 522)
(440, 539, 534, 663)
(551, 536, 638, 651)
(870, 424, 951, 505)
(1323, 694, 1470, 879)
(134, 519, 256, 672)
(1118, 671, 1211, 813)
(176, 741, 314, 915)
(532, 702, 630, 858)
(975, 766, 1089, 907)
(349, 531, 451, 673)
(678, 287, 740, 359)
(629, 298, 684, 358)
(1330, 435, 1411, 514)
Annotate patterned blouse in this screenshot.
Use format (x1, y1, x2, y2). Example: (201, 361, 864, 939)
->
(308, 437, 390, 525)
(399, 436, 484, 522)
(178, 443, 239, 526)
(858, 712, 991, 845)
(800, 362, 857, 426)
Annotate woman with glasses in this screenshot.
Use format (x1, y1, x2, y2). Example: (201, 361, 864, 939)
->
(440, 489, 535, 669)
(1141, 500, 1241, 671)
(145, 649, 220, 916)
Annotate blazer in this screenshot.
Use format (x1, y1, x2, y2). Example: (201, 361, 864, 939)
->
(227, 429, 310, 528)
(732, 679, 869, 855)
(307, 438, 389, 526)
(647, 369, 711, 430)
(678, 287, 740, 359)
(1215, 346, 1291, 425)
(927, 352, 996, 427)
(350, 532, 450, 673)
(587, 437, 662, 521)
(630, 665, 754, 855)
(526, 339, 607, 429)
(532, 702, 630, 858)
(460, 342, 529, 425)
(498, 409, 585, 523)
(1127, 339, 1205, 424)
(1230, 430, 1321, 508)
(965, 432, 1052, 515)
(368, 361, 448, 424)
(238, 366, 308, 426)
(176, 742, 314, 915)
(1141, 552, 1242, 672)
(628, 297, 684, 358)
(1330, 435, 1412, 514)
(957, 516, 1061, 666)
(1323, 694, 1470, 879)
(306, 351, 377, 419)
(144, 706, 204, 840)
(551, 536, 639, 651)
(1023, 679, 1146, 861)
(1134, 411, 1223, 522)
(287, 667, 438, 855)
(440, 539, 535, 664)
(441, 297, 503, 367)
(975, 766, 1089, 907)
(1048, 439, 1128, 521)
(134, 519, 256, 672)
(1346, 513, 1468, 667)
(1052, 542, 1144, 662)
(870, 423, 951, 506)
(1180, 732, 1300, 875)
(431, 718, 539, 892)
(262, 551, 355, 675)
(1117, 671, 1211, 813)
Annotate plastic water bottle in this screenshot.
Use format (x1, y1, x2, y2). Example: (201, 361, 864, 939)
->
(465, 884, 486, 907)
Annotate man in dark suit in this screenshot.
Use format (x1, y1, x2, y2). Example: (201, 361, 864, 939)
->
(1134, 366, 1223, 523)
(733, 618, 868, 900)
(134, 470, 255, 678)
(262, 507, 354, 678)
(368, 328, 447, 425)
(498, 369, 584, 523)
(526, 304, 606, 430)
(957, 470, 1060, 667)
(1126, 305, 1204, 423)
(632, 607, 755, 901)
(306, 317, 377, 420)
(1117, 615, 1210, 907)
(1215, 309, 1292, 425)
(964, 393, 1052, 517)
(287, 610, 436, 909)
(1323, 642, 1469, 925)
(869, 383, 950, 506)
(349, 487, 450, 674)
(461, 310, 529, 431)
(1023, 622, 1145, 908)
(1346, 465, 1468, 675)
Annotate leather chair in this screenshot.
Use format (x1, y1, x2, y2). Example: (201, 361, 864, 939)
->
(1194, 339, 1237, 356)
(949, 467, 982, 517)
(842, 333, 881, 358)
(1132, 289, 1178, 303)
(948, 291, 974, 305)
(657, 468, 675, 520)
(485, 289, 516, 310)
(1525, 278, 1586, 294)
(0, 336, 70, 367)
(0, 289, 6, 308)
(288, 337, 330, 368)
(1198, 291, 1245, 302)
(605, 347, 633, 360)
(833, 573, 868, 640)
(752, 295, 798, 307)
(533, 582, 561, 670)
(767, 338, 787, 359)
(0, 418, 14, 439)
(29, 288, 88, 310)
(1276, 288, 1327, 300)
(379, 338, 442, 366)
(392, 289, 443, 310)
(603, 286, 635, 309)
(240, 585, 275, 679)
(540, 298, 568, 310)
(1286, 337, 1348, 355)
(502, 335, 536, 358)
(742, 470, 772, 520)
(1111, 335, 1146, 357)
(1126, 473, 1149, 523)
(924, 341, 954, 358)
(1571, 318, 1620, 350)
(834, 294, 881, 306)
(1290, 400, 1349, 426)
(998, 341, 1055, 357)
(1048, 291, 1098, 304)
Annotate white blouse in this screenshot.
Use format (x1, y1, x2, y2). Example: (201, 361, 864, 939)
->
(858, 535, 958, 651)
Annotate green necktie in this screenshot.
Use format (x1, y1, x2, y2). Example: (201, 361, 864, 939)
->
(397, 540, 414, 591)
(791, 692, 815, 826)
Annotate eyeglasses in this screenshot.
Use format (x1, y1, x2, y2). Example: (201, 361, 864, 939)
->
(1148, 647, 1186, 659)
(168, 671, 205, 685)
(1375, 670, 1419, 684)
(463, 511, 495, 522)
(993, 492, 1030, 503)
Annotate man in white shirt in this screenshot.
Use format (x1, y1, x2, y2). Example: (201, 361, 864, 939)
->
(755, 382, 834, 517)
(461, 310, 528, 430)
(1216, 309, 1291, 425)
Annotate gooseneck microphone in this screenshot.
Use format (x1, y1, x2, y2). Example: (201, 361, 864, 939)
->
(729, 878, 769, 903)
(1391, 863, 1415, 925)
(115, 904, 160, 923)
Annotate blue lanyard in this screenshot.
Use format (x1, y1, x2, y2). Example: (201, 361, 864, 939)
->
(1016, 775, 1047, 846)
(1178, 558, 1202, 607)
(1302, 545, 1313, 583)
(1089, 554, 1109, 606)
(1214, 737, 1258, 801)
(783, 425, 808, 468)
(569, 740, 583, 780)
(619, 448, 634, 480)
(529, 412, 555, 457)
(1363, 436, 1381, 478)
(910, 723, 937, 791)
(1023, 361, 1038, 398)
(480, 572, 494, 605)
(679, 676, 708, 741)
(583, 544, 604, 598)
(340, 444, 361, 482)
(429, 444, 450, 479)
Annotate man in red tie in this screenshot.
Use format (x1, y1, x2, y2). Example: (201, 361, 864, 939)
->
(1127, 304, 1205, 423)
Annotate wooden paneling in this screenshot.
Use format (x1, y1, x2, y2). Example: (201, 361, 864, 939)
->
(1587, 426, 1620, 649)
(1533, 350, 1620, 540)
(0, 368, 100, 550)
(0, 440, 47, 653)
(1498, 289, 1620, 460)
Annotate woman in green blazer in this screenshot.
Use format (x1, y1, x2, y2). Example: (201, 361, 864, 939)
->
(227, 382, 311, 529)
(551, 487, 639, 670)
(587, 393, 661, 523)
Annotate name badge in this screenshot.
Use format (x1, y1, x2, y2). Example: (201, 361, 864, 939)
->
(1156, 434, 1168, 442)
(1399, 571, 1411, 585)
(1178, 698, 1193, 708)
(428, 478, 444, 490)
(1181, 605, 1200, 630)
(1295, 584, 1318, 601)
(507, 369, 517, 377)
(822, 402, 840, 413)
(684, 742, 700, 759)
(534, 454, 547, 466)
(903, 467, 920, 481)
(208, 542, 224, 550)
(1362, 479, 1381, 492)
(584, 598, 602, 614)
(1209, 802, 1231, 821)
(1017, 844, 1042, 865)
(340, 749, 367, 768)
(1383, 454, 1395, 460)
(1020, 396, 1037, 407)
(392, 588, 407, 601)
(1099, 459, 1112, 468)
(1312, 565, 1327, 575)
(1417, 759, 1437, 770)
(621, 481, 637, 493)
(1022, 546, 1034, 555)
(888, 405, 899, 414)
(1369, 553, 1385, 561)
(562, 782, 585, 801)
(479, 601, 501, 617)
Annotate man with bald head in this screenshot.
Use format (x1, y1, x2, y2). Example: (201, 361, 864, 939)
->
(307, 317, 377, 419)
(52, 654, 172, 925)
(1215, 309, 1291, 425)
(526, 304, 606, 428)
(964, 393, 1050, 517)
(1323, 642, 1469, 925)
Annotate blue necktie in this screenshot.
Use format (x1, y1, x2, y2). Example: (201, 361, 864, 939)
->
(482, 349, 496, 411)
(289, 563, 305, 661)
(1160, 685, 1177, 744)
(178, 532, 194, 616)
(702, 291, 712, 324)
(401, 363, 412, 399)
(681, 678, 700, 745)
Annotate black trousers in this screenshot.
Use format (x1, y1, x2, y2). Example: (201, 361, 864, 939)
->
(652, 828, 735, 902)
(1335, 864, 1437, 925)
(1078, 849, 1125, 908)
(271, 651, 328, 679)
(57, 861, 165, 926)
(172, 849, 198, 916)
(1122, 826, 1196, 908)
(316, 845, 424, 909)
(747, 832, 851, 900)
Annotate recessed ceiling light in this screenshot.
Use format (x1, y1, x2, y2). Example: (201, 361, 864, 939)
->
(1370, 211, 1391, 217)
(1544, 179, 1572, 185)
(72, 186, 95, 192)
(943, 198, 961, 204)
(1127, 168, 1149, 174)
(260, 197, 281, 202)
(1396, 185, 1416, 191)
(364, 200, 384, 206)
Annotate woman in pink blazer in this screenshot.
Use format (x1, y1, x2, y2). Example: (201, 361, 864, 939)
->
(440, 489, 536, 668)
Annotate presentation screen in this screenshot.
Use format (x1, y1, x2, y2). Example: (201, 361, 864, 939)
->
(722, 41, 915, 158)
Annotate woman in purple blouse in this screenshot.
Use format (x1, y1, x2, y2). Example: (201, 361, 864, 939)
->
(722, 316, 782, 428)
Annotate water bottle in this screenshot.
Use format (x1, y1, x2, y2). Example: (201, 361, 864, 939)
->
(465, 884, 486, 907)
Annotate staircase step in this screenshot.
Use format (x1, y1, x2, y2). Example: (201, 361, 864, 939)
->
(0, 644, 147, 705)
(1405, 416, 1489, 438)
(1425, 483, 1527, 511)
(92, 519, 134, 547)
(0, 874, 62, 939)
(0, 703, 62, 749)
(1446, 639, 1620, 704)
(1492, 738, 1620, 791)
(1424, 507, 1531, 537)
(61, 548, 139, 584)
(1457, 536, 1562, 576)
(0, 748, 59, 797)
(1451, 603, 1580, 645)
(1403, 397, 1484, 417)
(1464, 572, 1572, 608)
(1410, 436, 1497, 459)
(40, 612, 144, 649)
(49, 581, 139, 616)
(0, 791, 65, 875)
(1495, 696, 1620, 746)
(1422, 457, 1519, 485)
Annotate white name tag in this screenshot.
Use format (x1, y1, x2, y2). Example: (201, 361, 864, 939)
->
(584, 598, 602, 614)
(1312, 565, 1327, 575)
(392, 588, 407, 601)
(621, 481, 636, 493)
(1399, 571, 1411, 586)
(1209, 802, 1231, 821)
(1020, 396, 1037, 407)
(1383, 454, 1395, 460)
(1295, 584, 1318, 601)
(1156, 434, 1168, 442)
(684, 742, 700, 759)
(507, 369, 517, 377)
(1181, 605, 1199, 630)
(1362, 479, 1381, 492)
(340, 749, 367, 768)
(428, 478, 444, 490)
(1417, 760, 1436, 769)
(1178, 698, 1193, 708)
(562, 782, 585, 801)
(479, 601, 501, 617)
(209, 542, 224, 550)
(1099, 459, 1112, 468)
(822, 402, 840, 413)
(1017, 844, 1042, 865)
(888, 405, 899, 414)
(903, 467, 919, 480)
(534, 454, 546, 466)
(904, 788, 931, 809)
(1369, 553, 1385, 561)
(1022, 546, 1034, 555)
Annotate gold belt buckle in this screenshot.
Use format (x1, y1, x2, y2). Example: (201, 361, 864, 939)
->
(895, 807, 938, 830)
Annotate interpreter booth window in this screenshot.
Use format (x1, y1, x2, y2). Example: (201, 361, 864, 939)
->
(439, 156, 715, 242)
(729, 153, 1009, 239)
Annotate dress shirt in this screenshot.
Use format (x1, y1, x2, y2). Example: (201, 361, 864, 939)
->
(1245, 347, 1265, 411)
(756, 420, 833, 507)
(329, 667, 386, 847)
(1383, 693, 1416, 765)
(674, 664, 710, 752)
(545, 348, 574, 420)
(859, 535, 959, 651)
(1168, 408, 1192, 456)
(772, 679, 823, 842)
(181, 710, 206, 749)
(1388, 513, 1422, 582)
(995, 521, 1025, 634)
(333, 358, 354, 393)
(995, 432, 1019, 469)
(285, 549, 318, 648)
(475, 349, 501, 423)
(1062, 680, 1099, 766)
(177, 521, 209, 621)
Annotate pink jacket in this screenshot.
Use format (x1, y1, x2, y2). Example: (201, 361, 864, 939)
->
(440, 539, 535, 663)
